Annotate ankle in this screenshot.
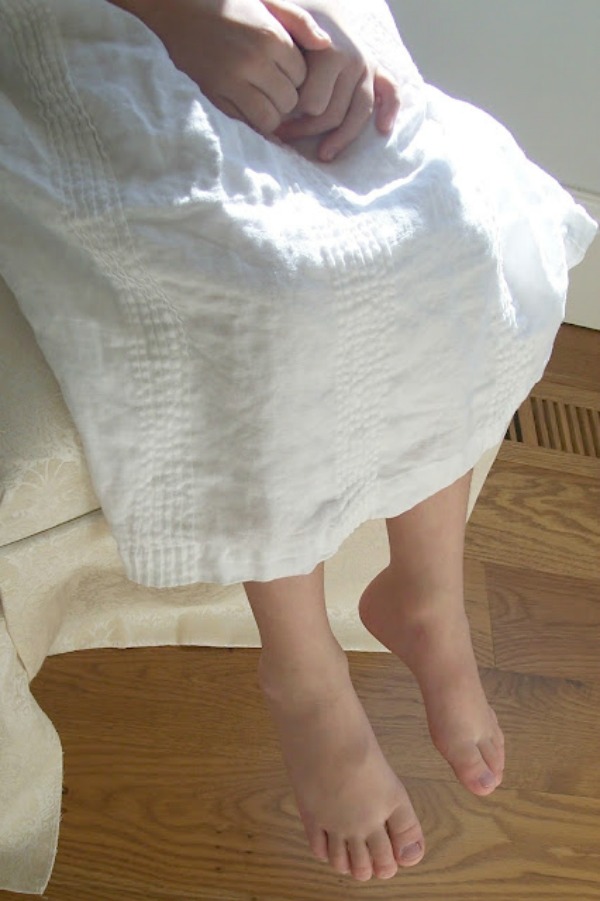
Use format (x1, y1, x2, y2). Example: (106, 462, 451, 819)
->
(258, 641, 350, 706)
(385, 564, 465, 622)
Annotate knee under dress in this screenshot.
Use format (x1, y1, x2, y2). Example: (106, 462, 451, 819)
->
(0, 0, 597, 587)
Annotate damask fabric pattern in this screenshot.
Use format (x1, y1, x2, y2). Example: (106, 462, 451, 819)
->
(0, 0, 596, 589)
(0, 446, 500, 894)
(0, 277, 100, 546)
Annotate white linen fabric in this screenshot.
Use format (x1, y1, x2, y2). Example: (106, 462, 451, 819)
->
(0, 0, 597, 589)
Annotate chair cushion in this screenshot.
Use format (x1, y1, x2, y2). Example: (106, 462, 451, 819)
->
(0, 275, 100, 546)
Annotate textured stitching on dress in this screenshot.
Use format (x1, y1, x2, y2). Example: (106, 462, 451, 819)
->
(3, 0, 152, 540)
(123, 404, 513, 589)
(4, 0, 198, 578)
(332, 226, 386, 523)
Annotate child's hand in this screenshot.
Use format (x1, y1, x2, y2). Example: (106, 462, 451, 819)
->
(122, 0, 331, 136)
(271, 3, 401, 161)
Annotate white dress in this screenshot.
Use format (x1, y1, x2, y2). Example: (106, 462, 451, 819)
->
(0, 0, 596, 587)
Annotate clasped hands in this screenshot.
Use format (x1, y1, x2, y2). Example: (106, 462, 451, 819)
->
(128, 0, 401, 161)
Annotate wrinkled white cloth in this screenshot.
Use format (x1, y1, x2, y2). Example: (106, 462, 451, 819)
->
(0, 0, 597, 591)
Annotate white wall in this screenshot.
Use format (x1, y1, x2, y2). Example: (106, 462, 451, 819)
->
(388, 0, 600, 329)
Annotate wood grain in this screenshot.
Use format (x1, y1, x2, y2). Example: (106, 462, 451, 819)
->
(465, 463, 600, 580)
(464, 556, 495, 668)
(487, 563, 600, 682)
(541, 322, 600, 395)
(15, 645, 600, 901)
(495, 440, 600, 479)
(352, 656, 600, 799)
(32, 778, 600, 900)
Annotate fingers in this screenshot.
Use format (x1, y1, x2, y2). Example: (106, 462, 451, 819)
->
(138, 0, 324, 136)
(262, 0, 331, 89)
(224, 31, 309, 133)
(274, 54, 362, 143)
(262, 0, 332, 51)
(214, 83, 283, 135)
(373, 66, 402, 134)
(273, 48, 403, 161)
(295, 50, 342, 117)
(249, 56, 303, 117)
(316, 68, 374, 161)
(201, 0, 402, 150)
(213, 94, 250, 128)
(269, 34, 308, 90)
(274, 65, 375, 161)
(217, 44, 303, 134)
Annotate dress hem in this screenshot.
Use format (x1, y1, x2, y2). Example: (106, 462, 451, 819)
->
(120, 397, 523, 590)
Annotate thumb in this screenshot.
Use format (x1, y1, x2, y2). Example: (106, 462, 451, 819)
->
(373, 66, 401, 134)
(262, 0, 332, 50)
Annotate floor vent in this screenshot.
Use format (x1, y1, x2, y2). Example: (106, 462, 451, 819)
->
(505, 396, 600, 458)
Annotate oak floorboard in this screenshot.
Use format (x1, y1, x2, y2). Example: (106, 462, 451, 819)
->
(24, 646, 600, 901)
(17, 780, 600, 901)
(465, 462, 600, 580)
(36, 642, 600, 812)
(497, 440, 600, 479)
(541, 323, 600, 395)
(472, 669, 600, 799)
(464, 556, 495, 668)
(352, 656, 600, 799)
(37, 891, 247, 901)
(486, 563, 600, 681)
(38, 891, 250, 901)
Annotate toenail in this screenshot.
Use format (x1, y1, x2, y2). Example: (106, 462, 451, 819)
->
(354, 868, 372, 880)
(400, 841, 422, 862)
(378, 867, 397, 879)
(479, 770, 496, 789)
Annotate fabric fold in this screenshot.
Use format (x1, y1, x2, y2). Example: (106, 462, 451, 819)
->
(0, 610, 63, 894)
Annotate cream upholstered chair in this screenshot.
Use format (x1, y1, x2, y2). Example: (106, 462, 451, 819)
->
(0, 273, 503, 893)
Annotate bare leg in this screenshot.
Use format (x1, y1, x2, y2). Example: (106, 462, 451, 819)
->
(244, 561, 424, 881)
(359, 470, 505, 795)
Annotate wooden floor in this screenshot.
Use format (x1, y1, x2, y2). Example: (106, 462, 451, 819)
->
(9, 324, 600, 900)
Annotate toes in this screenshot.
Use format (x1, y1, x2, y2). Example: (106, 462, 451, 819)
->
(448, 740, 500, 795)
(491, 710, 506, 749)
(309, 828, 329, 863)
(347, 836, 374, 881)
(366, 827, 398, 879)
(478, 736, 505, 785)
(386, 806, 425, 868)
(299, 806, 329, 863)
(327, 834, 351, 876)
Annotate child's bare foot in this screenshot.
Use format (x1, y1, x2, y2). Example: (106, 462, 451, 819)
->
(258, 646, 425, 881)
(359, 566, 505, 796)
